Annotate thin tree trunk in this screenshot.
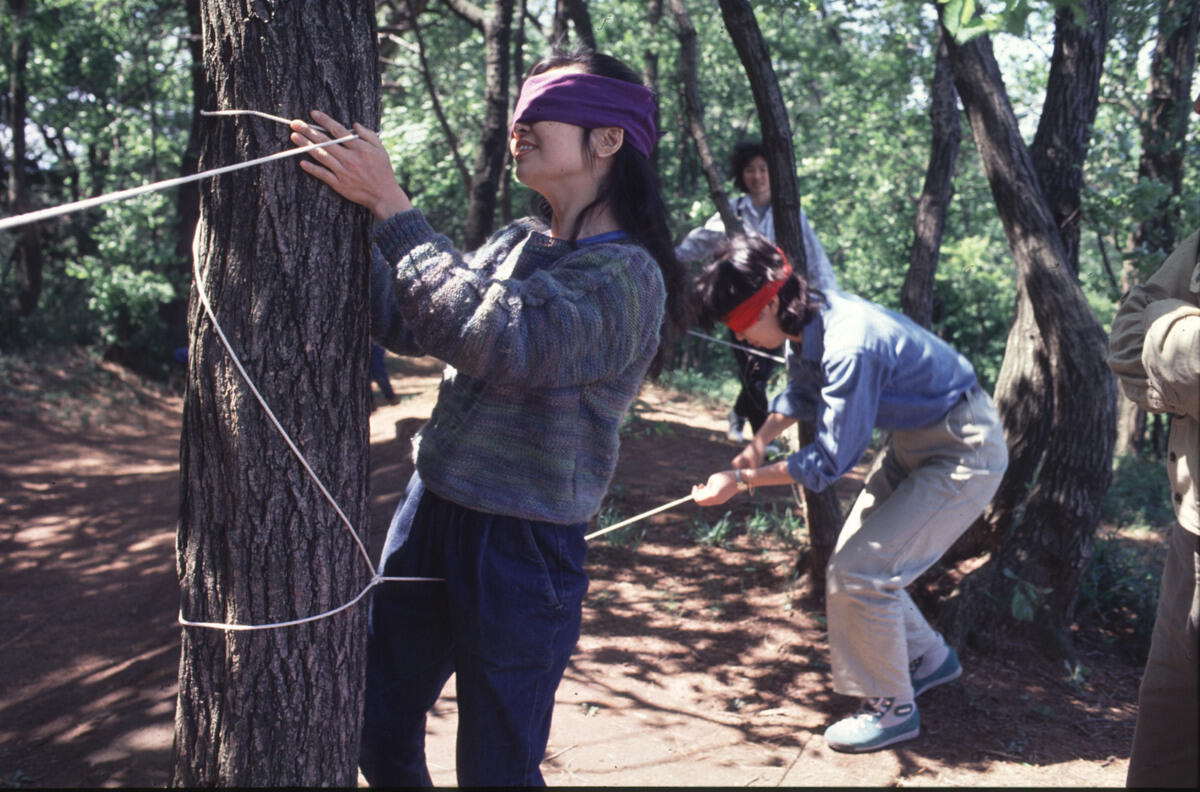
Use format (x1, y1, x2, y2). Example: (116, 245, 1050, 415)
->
(462, 0, 513, 250)
(561, 0, 596, 49)
(901, 27, 960, 329)
(716, 0, 843, 595)
(172, 1, 379, 784)
(669, 0, 740, 235)
(1029, 0, 1110, 275)
(937, 9, 1116, 660)
(6, 0, 42, 322)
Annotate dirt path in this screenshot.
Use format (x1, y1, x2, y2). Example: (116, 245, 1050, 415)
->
(0, 355, 1138, 786)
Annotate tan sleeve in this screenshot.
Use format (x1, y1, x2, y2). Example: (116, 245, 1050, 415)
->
(1141, 299, 1200, 421)
(1108, 230, 1200, 410)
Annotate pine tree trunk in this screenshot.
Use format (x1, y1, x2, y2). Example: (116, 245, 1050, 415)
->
(171, 2, 379, 785)
(938, 14, 1116, 659)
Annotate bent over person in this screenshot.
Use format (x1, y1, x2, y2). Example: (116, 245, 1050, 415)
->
(1107, 228, 1200, 789)
(691, 235, 1008, 753)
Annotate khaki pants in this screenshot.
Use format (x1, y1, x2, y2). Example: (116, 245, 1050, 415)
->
(826, 386, 1007, 698)
(1126, 521, 1199, 788)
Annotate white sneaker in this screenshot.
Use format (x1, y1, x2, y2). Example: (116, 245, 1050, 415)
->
(825, 697, 920, 753)
(726, 409, 746, 443)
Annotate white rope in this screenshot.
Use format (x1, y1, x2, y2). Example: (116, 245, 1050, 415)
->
(0, 134, 357, 233)
(199, 108, 328, 132)
(687, 329, 786, 363)
(584, 494, 695, 541)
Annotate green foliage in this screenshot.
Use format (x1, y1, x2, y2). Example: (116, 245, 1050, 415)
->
(1103, 453, 1176, 530)
(690, 510, 737, 547)
(1077, 527, 1161, 658)
(66, 258, 175, 368)
(1002, 566, 1053, 622)
(1, 0, 1189, 399)
(743, 500, 807, 548)
(1, 0, 192, 372)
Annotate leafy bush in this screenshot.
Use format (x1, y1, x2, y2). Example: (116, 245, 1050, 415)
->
(1103, 453, 1175, 530)
(1077, 529, 1161, 662)
(66, 258, 176, 374)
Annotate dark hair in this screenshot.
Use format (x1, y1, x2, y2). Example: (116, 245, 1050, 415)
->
(730, 140, 767, 193)
(526, 49, 689, 376)
(694, 234, 823, 335)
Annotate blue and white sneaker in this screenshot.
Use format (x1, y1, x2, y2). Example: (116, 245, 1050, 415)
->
(911, 646, 962, 698)
(824, 697, 920, 753)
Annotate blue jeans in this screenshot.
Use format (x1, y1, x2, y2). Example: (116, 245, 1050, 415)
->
(359, 474, 589, 787)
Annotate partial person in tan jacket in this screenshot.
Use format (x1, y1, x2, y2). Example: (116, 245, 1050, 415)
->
(1107, 225, 1199, 789)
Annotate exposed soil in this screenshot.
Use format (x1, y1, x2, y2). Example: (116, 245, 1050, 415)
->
(0, 351, 1143, 787)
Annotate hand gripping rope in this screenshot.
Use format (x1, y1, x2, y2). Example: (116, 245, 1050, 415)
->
(0, 109, 711, 631)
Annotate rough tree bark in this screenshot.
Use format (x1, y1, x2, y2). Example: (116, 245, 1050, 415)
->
(901, 26, 961, 330)
(449, 0, 513, 250)
(172, 1, 380, 785)
(716, 0, 843, 594)
(937, 4, 1117, 660)
(1114, 0, 1199, 457)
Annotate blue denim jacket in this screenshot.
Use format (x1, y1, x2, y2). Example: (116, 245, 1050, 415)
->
(773, 290, 977, 492)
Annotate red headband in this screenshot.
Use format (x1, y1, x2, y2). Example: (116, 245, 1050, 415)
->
(722, 254, 793, 333)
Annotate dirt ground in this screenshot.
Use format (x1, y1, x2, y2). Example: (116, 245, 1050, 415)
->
(0, 352, 1142, 787)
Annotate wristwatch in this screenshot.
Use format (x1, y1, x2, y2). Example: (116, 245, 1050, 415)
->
(734, 469, 750, 492)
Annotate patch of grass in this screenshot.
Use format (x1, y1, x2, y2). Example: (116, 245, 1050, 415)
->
(689, 510, 737, 547)
(743, 499, 807, 548)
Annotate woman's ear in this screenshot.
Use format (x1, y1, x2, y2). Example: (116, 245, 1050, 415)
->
(590, 126, 625, 159)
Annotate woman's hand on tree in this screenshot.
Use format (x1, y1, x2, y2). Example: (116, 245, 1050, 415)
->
(290, 110, 412, 221)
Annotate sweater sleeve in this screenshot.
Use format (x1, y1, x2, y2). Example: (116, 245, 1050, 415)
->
(373, 210, 665, 389)
(369, 244, 424, 356)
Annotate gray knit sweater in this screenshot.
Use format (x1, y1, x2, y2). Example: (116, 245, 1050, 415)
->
(370, 209, 666, 524)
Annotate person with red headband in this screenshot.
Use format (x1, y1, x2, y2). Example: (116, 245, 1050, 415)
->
(291, 49, 687, 786)
(676, 140, 837, 446)
(691, 234, 1008, 753)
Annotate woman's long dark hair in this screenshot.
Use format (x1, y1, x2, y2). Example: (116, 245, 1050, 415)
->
(526, 49, 689, 376)
(694, 234, 823, 336)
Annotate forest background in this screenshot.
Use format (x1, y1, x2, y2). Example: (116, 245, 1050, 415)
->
(0, 0, 1197, 784)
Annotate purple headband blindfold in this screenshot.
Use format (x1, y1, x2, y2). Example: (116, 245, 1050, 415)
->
(511, 71, 661, 158)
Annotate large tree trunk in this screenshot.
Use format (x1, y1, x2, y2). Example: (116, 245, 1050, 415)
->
(1114, 0, 1199, 457)
(901, 26, 960, 329)
(716, 0, 843, 595)
(172, 2, 379, 785)
(6, 0, 43, 323)
(460, 0, 513, 250)
(937, 8, 1116, 660)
